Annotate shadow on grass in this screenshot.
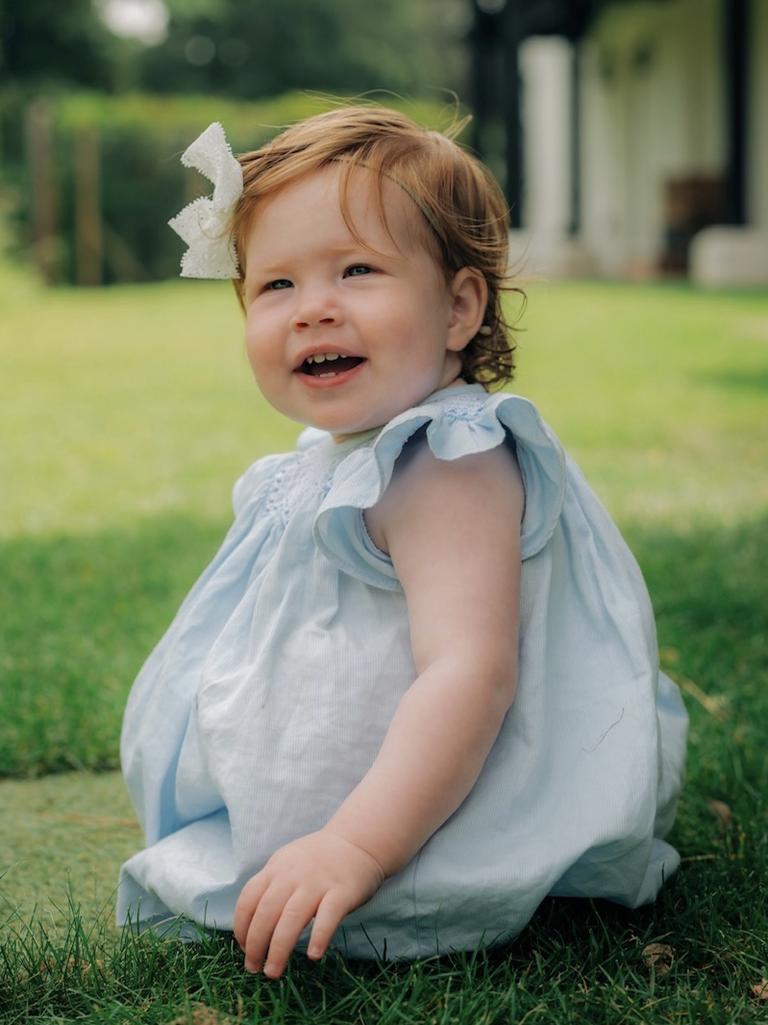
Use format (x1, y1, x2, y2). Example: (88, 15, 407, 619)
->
(0, 515, 228, 778)
(625, 515, 768, 844)
(1, 510, 766, 796)
(691, 367, 768, 392)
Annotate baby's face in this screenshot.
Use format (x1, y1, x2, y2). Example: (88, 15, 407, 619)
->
(241, 164, 467, 440)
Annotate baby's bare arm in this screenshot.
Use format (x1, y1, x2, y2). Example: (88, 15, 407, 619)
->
(324, 439, 524, 876)
(233, 439, 524, 978)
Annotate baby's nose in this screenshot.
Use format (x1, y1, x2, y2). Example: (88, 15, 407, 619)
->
(293, 312, 338, 330)
(292, 289, 342, 330)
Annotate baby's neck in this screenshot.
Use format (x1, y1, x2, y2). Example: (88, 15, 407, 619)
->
(331, 426, 382, 446)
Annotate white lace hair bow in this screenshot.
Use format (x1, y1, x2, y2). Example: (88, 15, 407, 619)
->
(168, 122, 244, 279)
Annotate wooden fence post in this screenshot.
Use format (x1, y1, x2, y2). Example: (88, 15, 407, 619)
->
(24, 99, 58, 285)
(74, 124, 103, 286)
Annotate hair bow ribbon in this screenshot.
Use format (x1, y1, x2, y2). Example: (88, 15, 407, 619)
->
(168, 122, 244, 279)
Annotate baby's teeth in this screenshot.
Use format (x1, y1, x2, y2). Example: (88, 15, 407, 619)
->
(307, 353, 342, 364)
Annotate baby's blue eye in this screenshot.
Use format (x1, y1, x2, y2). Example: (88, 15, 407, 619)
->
(345, 265, 372, 277)
(265, 279, 292, 290)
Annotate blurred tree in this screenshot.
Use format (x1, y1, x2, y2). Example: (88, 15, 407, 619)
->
(0, 0, 134, 91)
(0, 0, 469, 100)
(137, 0, 470, 100)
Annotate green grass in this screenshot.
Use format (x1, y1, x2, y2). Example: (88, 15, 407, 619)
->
(2, 266, 768, 1022)
(0, 772, 141, 931)
(1, 881, 766, 1024)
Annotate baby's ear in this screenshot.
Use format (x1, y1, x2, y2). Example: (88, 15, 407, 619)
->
(446, 268, 488, 352)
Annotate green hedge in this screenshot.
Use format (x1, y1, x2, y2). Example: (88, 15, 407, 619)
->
(0, 89, 462, 286)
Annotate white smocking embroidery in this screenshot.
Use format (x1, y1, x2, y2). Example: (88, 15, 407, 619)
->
(264, 441, 376, 526)
(435, 397, 485, 423)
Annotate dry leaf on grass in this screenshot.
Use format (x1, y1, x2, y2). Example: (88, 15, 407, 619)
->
(35, 956, 103, 977)
(751, 978, 768, 1001)
(677, 677, 728, 719)
(707, 799, 733, 828)
(168, 1004, 235, 1025)
(642, 942, 675, 975)
(659, 646, 680, 666)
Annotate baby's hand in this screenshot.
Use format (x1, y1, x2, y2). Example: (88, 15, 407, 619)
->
(233, 828, 386, 979)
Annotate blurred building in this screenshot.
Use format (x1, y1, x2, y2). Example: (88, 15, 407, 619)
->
(471, 0, 768, 285)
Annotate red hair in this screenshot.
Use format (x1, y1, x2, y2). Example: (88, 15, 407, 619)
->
(229, 106, 523, 388)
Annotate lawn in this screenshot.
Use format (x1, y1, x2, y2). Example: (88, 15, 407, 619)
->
(1, 263, 767, 1023)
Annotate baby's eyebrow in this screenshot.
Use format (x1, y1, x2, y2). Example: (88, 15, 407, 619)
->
(316, 243, 400, 260)
(249, 243, 401, 279)
(254, 264, 293, 277)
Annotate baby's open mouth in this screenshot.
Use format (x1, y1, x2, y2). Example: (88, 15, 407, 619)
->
(299, 354, 366, 377)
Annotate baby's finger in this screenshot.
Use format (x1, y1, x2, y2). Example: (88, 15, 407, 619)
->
(243, 881, 295, 971)
(306, 889, 353, 961)
(233, 872, 270, 950)
(262, 889, 318, 978)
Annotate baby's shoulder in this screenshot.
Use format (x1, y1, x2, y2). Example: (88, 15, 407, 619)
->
(365, 424, 524, 554)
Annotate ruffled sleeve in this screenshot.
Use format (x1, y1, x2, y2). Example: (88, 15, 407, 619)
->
(313, 389, 566, 589)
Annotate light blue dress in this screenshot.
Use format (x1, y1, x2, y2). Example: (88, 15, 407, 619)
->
(118, 382, 688, 960)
